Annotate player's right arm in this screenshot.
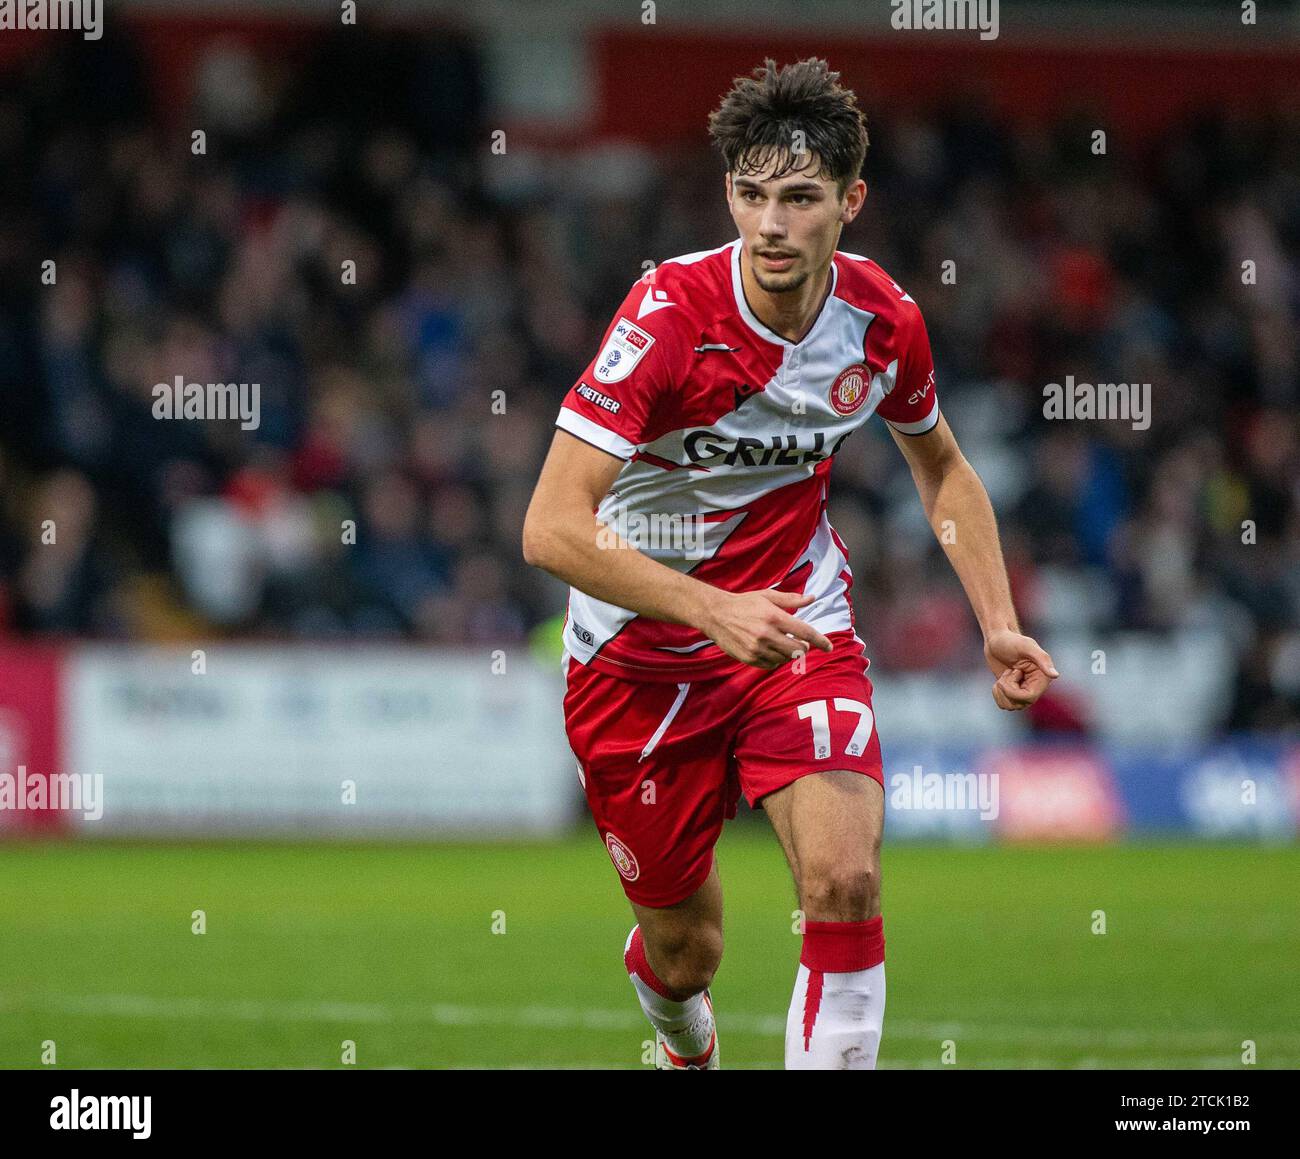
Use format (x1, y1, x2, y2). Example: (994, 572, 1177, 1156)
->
(522, 429, 832, 669)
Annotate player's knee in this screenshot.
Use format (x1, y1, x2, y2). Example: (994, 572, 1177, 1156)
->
(798, 860, 879, 921)
(648, 925, 723, 996)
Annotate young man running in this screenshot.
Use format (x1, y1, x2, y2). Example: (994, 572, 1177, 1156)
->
(522, 57, 1058, 1070)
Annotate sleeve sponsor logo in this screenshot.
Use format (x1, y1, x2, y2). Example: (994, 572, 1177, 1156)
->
(575, 382, 622, 414)
(907, 369, 935, 407)
(594, 317, 655, 384)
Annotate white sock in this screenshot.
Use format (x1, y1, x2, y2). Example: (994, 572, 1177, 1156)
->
(624, 925, 716, 1062)
(785, 917, 886, 1070)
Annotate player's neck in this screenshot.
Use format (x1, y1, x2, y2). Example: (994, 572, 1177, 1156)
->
(739, 250, 834, 345)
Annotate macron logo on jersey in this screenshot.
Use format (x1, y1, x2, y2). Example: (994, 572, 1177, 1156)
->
(637, 283, 676, 319)
(594, 318, 655, 384)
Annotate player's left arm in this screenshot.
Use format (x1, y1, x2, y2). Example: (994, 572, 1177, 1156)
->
(888, 413, 1059, 710)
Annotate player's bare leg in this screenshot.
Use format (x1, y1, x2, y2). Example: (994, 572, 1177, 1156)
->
(763, 771, 886, 1069)
(623, 859, 723, 1069)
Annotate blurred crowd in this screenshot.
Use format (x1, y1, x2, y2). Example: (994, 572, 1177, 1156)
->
(0, 27, 1296, 732)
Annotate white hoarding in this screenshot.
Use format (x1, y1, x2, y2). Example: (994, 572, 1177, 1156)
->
(64, 647, 578, 836)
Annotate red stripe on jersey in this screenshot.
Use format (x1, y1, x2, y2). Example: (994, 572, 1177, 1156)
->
(586, 471, 826, 679)
(830, 524, 851, 558)
(782, 559, 814, 589)
(631, 449, 707, 472)
(839, 569, 858, 629)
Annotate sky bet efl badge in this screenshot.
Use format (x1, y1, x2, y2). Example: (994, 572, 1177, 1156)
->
(594, 317, 654, 384)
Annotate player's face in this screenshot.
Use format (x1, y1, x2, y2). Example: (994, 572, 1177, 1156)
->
(727, 150, 862, 294)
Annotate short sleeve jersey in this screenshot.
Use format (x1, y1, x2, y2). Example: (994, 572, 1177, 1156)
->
(555, 239, 939, 681)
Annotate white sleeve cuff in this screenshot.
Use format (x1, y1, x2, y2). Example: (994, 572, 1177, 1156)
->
(885, 395, 939, 436)
(555, 407, 637, 460)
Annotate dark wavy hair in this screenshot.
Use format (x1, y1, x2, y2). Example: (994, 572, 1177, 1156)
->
(707, 57, 869, 199)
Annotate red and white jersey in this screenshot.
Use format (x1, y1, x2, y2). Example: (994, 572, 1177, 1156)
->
(555, 238, 939, 682)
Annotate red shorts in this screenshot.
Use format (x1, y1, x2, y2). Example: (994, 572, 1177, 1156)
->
(562, 629, 884, 907)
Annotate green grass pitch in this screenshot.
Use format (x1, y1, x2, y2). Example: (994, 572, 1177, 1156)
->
(0, 829, 1296, 1069)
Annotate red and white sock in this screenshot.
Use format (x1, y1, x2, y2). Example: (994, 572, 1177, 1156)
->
(785, 916, 886, 1069)
(624, 925, 716, 1065)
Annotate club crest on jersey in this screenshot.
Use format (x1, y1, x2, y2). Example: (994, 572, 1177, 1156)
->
(605, 832, 640, 881)
(594, 317, 654, 384)
(830, 363, 871, 415)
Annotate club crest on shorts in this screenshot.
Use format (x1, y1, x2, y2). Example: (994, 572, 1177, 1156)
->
(594, 317, 654, 384)
(605, 831, 640, 881)
(830, 362, 871, 415)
